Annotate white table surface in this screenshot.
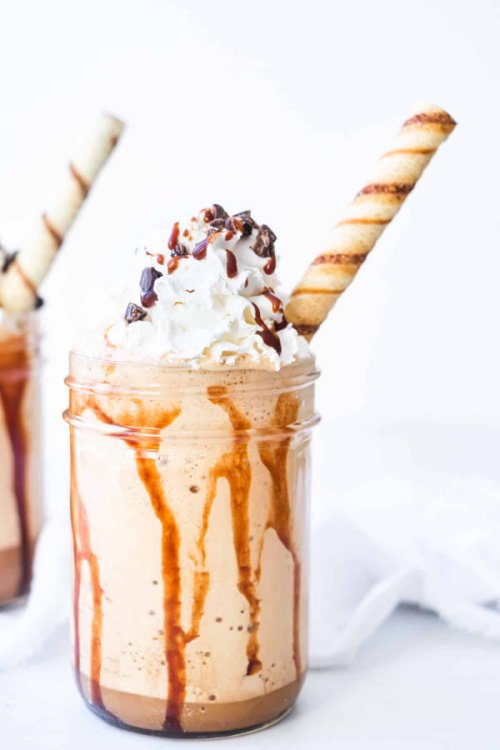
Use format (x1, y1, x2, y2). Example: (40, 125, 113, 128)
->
(1, 607, 498, 750)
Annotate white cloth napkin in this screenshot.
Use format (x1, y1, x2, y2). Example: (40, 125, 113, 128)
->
(2, 421, 500, 671)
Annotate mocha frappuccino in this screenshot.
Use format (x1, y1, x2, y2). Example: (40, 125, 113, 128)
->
(0, 313, 42, 605)
(67, 205, 318, 736)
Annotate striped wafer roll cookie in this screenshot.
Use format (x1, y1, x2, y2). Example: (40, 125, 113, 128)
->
(0, 112, 125, 313)
(285, 103, 456, 340)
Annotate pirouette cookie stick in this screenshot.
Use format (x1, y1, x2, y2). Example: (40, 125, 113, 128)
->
(284, 103, 456, 339)
(0, 112, 125, 312)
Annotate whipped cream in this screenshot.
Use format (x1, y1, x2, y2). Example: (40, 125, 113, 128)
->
(77, 205, 309, 369)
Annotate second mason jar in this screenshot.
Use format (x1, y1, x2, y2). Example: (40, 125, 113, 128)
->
(0, 312, 42, 606)
(65, 353, 319, 737)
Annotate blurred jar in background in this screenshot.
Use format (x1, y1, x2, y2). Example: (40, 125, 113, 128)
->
(0, 312, 42, 605)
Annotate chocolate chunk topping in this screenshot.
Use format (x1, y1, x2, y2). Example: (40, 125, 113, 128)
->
(140, 289, 158, 308)
(140, 266, 163, 293)
(224, 215, 244, 233)
(208, 218, 226, 230)
(203, 204, 228, 223)
(212, 204, 228, 220)
(234, 210, 257, 237)
(251, 224, 276, 258)
(139, 267, 162, 308)
(172, 243, 189, 257)
(125, 302, 147, 324)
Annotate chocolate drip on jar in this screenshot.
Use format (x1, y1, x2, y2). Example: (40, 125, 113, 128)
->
(135, 451, 186, 732)
(206, 386, 262, 676)
(70, 425, 104, 710)
(71, 394, 186, 732)
(257, 393, 302, 677)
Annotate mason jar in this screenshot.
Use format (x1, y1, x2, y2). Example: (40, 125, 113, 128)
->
(65, 353, 319, 737)
(0, 312, 42, 606)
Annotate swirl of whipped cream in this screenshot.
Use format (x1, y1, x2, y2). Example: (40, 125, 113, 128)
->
(78, 205, 309, 369)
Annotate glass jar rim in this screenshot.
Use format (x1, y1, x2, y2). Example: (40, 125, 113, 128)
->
(67, 351, 320, 398)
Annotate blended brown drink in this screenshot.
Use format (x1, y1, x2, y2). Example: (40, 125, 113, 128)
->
(66, 205, 319, 736)
(0, 313, 42, 605)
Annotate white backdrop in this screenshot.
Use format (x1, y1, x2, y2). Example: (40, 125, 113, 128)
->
(0, 0, 499, 522)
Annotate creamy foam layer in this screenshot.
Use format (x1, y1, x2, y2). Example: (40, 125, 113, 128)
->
(77, 206, 309, 369)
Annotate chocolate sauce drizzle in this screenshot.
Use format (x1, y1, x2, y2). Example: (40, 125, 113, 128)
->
(225, 249, 238, 279)
(0, 348, 32, 597)
(70, 428, 104, 709)
(262, 288, 283, 314)
(192, 238, 208, 260)
(257, 393, 302, 676)
(135, 450, 186, 732)
(252, 303, 282, 356)
(263, 255, 276, 275)
(168, 222, 180, 251)
(205, 386, 262, 675)
(71, 395, 186, 732)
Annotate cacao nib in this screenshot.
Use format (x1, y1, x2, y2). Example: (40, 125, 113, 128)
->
(140, 289, 158, 308)
(140, 266, 163, 292)
(125, 302, 147, 323)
